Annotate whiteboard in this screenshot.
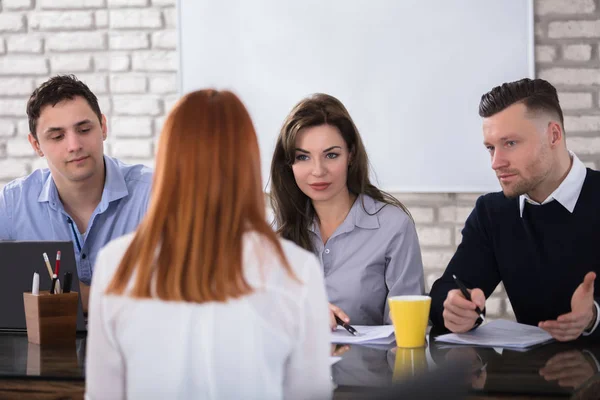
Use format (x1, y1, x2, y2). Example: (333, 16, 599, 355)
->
(178, 0, 534, 192)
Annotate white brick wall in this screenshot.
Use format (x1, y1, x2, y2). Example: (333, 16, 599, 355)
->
(548, 20, 600, 38)
(3, 0, 35, 10)
(109, 32, 149, 50)
(562, 44, 592, 61)
(29, 12, 94, 31)
(0, 14, 26, 32)
(536, 0, 596, 15)
(109, 10, 162, 29)
(0, 0, 175, 173)
(131, 51, 177, 71)
(559, 92, 593, 109)
(38, 0, 105, 9)
(0, 56, 48, 74)
(46, 32, 106, 51)
(1, 0, 599, 323)
(6, 36, 43, 53)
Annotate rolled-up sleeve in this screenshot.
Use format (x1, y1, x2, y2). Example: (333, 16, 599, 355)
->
(384, 216, 425, 324)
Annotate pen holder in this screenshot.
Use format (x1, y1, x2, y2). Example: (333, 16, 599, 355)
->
(23, 291, 79, 346)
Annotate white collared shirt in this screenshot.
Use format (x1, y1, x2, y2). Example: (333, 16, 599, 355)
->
(519, 151, 587, 217)
(518, 151, 599, 336)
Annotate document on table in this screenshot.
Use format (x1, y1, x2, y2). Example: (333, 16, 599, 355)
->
(331, 325, 395, 345)
(435, 319, 553, 350)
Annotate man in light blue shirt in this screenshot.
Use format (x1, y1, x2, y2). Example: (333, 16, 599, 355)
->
(0, 75, 152, 306)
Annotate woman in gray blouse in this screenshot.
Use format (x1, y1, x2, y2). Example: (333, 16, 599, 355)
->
(269, 93, 425, 327)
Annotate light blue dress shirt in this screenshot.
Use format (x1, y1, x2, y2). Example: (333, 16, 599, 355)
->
(0, 155, 152, 285)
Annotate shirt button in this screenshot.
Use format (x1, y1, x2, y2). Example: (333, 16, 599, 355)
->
(82, 254, 87, 259)
(324, 249, 330, 254)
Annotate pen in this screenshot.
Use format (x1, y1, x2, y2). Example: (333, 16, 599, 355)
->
(63, 272, 72, 293)
(54, 251, 61, 276)
(453, 274, 485, 322)
(32, 272, 39, 295)
(42, 253, 54, 280)
(335, 315, 358, 336)
(50, 274, 58, 295)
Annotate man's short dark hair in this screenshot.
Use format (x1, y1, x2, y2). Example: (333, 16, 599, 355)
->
(479, 78, 564, 128)
(27, 75, 102, 139)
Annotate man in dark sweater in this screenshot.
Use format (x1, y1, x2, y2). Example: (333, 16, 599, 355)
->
(429, 78, 600, 341)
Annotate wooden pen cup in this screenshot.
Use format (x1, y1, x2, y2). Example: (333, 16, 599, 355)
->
(23, 291, 79, 346)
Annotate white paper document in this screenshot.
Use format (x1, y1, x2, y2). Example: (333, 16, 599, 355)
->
(435, 319, 553, 350)
(330, 356, 342, 366)
(330, 325, 395, 345)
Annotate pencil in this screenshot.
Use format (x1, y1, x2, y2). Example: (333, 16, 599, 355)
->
(42, 253, 54, 280)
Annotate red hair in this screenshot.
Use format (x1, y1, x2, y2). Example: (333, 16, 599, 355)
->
(106, 90, 293, 301)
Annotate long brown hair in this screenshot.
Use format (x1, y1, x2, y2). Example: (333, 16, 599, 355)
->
(107, 90, 292, 301)
(269, 93, 411, 253)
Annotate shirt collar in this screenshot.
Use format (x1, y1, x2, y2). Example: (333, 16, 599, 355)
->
(308, 194, 380, 235)
(519, 151, 587, 217)
(354, 194, 381, 230)
(38, 156, 129, 210)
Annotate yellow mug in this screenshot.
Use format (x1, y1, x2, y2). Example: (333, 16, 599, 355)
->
(388, 295, 431, 348)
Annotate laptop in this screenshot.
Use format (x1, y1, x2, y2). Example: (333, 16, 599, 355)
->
(0, 241, 87, 332)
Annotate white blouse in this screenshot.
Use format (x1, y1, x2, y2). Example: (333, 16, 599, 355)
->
(85, 232, 332, 400)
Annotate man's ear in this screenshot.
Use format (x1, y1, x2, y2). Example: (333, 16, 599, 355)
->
(101, 114, 107, 141)
(548, 121, 563, 147)
(28, 134, 44, 157)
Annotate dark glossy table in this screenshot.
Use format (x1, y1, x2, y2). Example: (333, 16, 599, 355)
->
(0, 330, 85, 400)
(0, 329, 599, 400)
(332, 328, 600, 399)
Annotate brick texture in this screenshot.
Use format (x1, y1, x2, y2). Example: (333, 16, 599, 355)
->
(0, 0, 174, 172)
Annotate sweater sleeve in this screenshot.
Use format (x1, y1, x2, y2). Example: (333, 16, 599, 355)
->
(429, 195, 502, 329)
(582, 299, 600, 339)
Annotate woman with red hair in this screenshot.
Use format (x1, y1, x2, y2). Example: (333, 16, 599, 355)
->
(85, 90, 332, 400)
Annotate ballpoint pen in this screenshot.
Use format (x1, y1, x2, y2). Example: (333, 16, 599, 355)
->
(50, 274, 58, 295)
(335, 315, 358, 336)
(453, 274, 485, 322)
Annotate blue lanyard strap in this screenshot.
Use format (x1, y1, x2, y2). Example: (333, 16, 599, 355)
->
(66, 217, 82, 253)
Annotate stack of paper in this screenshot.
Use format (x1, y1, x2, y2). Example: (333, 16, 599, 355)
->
(331, 325, 395, 345)
(329, 356, 342, 366)
(435, 319, 553, 350)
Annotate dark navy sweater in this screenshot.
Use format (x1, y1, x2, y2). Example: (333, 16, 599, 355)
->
(430, 169, 600, 339)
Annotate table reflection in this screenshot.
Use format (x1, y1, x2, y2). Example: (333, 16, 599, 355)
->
(331, 343, 395, 387)
(331, 327, 600, 398)
(0, 332, 85, 379)
(428, 327, 600, 396)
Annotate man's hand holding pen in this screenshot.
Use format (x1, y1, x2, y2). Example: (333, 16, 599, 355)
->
(443, 287, 486, 333)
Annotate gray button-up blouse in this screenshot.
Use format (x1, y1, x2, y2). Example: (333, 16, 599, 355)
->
(310, 194, 424, 325)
